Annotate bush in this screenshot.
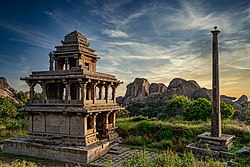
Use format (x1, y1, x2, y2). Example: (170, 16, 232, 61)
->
(138, 120, 153, 133)
(186, 98, 212, 121)
(165, 95, 191, 116)
(4, 119, 20, 130)
(220, 102, 235, 120)
(0, 97, 17, 118)
(124, 135, 150, 146)
(159, 130, 173, 139)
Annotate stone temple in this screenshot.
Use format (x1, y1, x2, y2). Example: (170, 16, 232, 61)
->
(3, 31, 124, 164)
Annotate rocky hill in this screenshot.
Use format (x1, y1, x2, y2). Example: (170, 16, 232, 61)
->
(117, 78, 249, 111)
(0, 77, 19, 104)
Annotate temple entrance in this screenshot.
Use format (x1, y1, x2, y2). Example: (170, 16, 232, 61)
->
(96, 113, 106, 140)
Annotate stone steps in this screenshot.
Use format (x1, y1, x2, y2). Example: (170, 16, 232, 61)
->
(108, 146, 130, 155)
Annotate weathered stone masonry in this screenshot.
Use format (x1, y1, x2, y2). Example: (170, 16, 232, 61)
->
(3, 31, 124, 165)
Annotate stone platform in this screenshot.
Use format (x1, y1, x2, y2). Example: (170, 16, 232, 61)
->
(186, 132, 235, 161)
(3, 136, 112, 166)
(197, 132, 235, 151)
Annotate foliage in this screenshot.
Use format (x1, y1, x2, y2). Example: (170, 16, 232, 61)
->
(159, 130, 173, 140)
(117, 117, 250, 152)
(129, 95, 236, 121)
(186, 98, 212, 121)
(14, 91, 28, 105)
(164, 95, 191, 117)
(0, 160, 37, 167)
(138, 120, 153, 133)
(34, 92, 42, 100)
(220, 102, 235, 120)
(122, 150, 225, 167)
(0, 97, 17, 118)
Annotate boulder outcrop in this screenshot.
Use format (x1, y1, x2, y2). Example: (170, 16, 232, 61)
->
(0, 77, 19, 104)
(124, 78, 150, 99)
(162, 78, 201, 99)
(117, 77, 249, 112)
(149, 83, 167, 94)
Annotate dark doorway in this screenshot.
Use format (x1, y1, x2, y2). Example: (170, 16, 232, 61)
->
(96, 113, 106, 140)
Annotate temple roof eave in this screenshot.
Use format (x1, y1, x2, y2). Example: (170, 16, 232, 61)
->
(22, 105, 124, 113)
(20, 75, 123, 84)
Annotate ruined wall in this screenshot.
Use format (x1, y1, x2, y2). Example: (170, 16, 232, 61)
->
(29, 113, 84, 136)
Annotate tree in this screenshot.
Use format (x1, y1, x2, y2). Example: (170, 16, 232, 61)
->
(220, 102, 235, 120)
(165, 95, 191, 117)
(14, 91, 28, 104)
(0, 97, 17, 118)
(186, 98, 212, 121)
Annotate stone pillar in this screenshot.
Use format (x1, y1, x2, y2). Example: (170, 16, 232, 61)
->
(105, 85, 109, 103)
(49, 52, 54, 71)
(91, 114, 97, 132)
(211, 26, 221, 138)
(113, 112, 116, 127)
(54, 58, 59, 70)
(112, 86, 117, 103)
(40, 82, 47, 103)
(105, 112, 110, 129)
(83, 116, 87, 136)
(99, 85, 103, 100)
(74, 54, 79, 69)
(65, 58, 68, 70)
(63, 80, 71, 103)
(27, 81, 36, 104)
(93, 83, 97, 104)
(79, 79, 87, 105)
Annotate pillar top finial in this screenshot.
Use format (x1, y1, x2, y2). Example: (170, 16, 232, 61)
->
(211, 26, 220, 34)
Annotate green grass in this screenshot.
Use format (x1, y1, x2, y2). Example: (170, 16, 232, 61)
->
(116, 117, 250, 152)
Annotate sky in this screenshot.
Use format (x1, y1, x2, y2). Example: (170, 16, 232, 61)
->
(0, 0, 249, 98)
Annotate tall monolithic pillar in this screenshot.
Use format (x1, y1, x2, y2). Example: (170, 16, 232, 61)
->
(211, 26, 222, 137)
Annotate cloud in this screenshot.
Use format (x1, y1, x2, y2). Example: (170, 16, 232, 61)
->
(0, 23, 56, 49)
(103, 29, 129, 38)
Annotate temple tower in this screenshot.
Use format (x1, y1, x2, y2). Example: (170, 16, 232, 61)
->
(20, 31, 123, 146)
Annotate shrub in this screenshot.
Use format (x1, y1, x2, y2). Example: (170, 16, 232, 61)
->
(165, 95, 191, 116)
(159, 130, 173, 139)
(124, 135, 150, 146)
(138, 120, 153, 133)
(220, 102, 235, 120)
(4, 119, 20, 130)
(0, 97, 17, 118)
(187, 98, 212, 121)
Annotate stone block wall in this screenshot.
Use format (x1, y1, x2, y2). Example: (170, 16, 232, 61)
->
(29, 112, 84, 136)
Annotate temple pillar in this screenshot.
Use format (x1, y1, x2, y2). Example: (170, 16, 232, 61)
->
(105, 112, 110, 129)
(98, 85, 103, 100)
(74, 54, 79, 69)
(49, 52, 54, 71)
(91, 114, 97, 133)
(40, 82, 47, 103)
(105, 85, 109, 103)
(27, 81, 36, 104)
(111, 86, 117, 103)
(63, 80, 71, 103)
(83, 116, 87, 136)
(93, 83, 97, 104)
(65, 58, 68, 70)
(79, 79, 87, 105)
(113, 112, 116, 127)
(54, 58, 59, 70)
